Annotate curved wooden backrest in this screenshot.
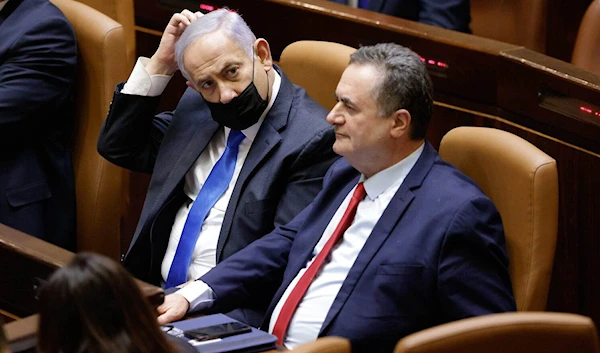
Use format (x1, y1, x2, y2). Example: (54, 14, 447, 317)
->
(279, 40, 356, 110)
(394, 312, 600, 353)
(50, 0, 129, 259)
(439, 127, 558, 311)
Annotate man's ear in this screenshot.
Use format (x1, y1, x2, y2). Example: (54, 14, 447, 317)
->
(254, 38, 273, 72)
(186, 81, 196, 91)
(390, 109, 412, 138)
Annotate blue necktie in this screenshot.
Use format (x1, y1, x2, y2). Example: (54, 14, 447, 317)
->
(165, 129, 246, 288)
(358, 0, 369, 9)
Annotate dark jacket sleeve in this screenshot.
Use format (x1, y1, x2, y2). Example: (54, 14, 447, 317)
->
(97, 84, 172, 173)
(0, 15, 77, 144)
(272, 126, 338, 227)
(202, 200, 314, 314)
(438, 195, 517, 319)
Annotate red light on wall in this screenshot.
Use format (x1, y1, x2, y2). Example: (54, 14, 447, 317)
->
(419, 56, 426, 62)
(427, 59, 435, 65)
(595, 112, 600, 116)
(199, 3, 215, 11)
(436, 61, 448, 68)
(580, 106, 593, 113)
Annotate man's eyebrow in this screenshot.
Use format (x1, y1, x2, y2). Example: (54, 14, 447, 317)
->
(196, 60, 245, 83)
(220, 60, 244, 73)
(339, 96, 356, 107)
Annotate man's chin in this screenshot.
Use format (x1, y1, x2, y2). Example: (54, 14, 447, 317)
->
(332, 143, 347, 157)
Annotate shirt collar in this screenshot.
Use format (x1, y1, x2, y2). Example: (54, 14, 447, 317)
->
(0, 0, 9, 11)
(362, 143, 425, 200)
(224, 69, 281, 142)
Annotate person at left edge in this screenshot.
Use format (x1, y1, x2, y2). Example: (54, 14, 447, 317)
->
(97, 9, 339, 326)
(0, 0, 77, 251)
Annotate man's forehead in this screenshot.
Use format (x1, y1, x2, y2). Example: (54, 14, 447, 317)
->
(186, 34, 250, 76)
(336, 64, 379, 97)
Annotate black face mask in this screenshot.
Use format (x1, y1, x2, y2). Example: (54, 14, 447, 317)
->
(205, 55, 269, 131)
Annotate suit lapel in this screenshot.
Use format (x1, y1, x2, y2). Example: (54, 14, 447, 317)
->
(137, 101, 219, 241)
(284, 175, 360, 287)
(0, 0, 26, 28)
(320, 143, 439, 334)
(215, 66, 292, 258)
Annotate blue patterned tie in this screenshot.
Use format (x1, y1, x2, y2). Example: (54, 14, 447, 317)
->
(358, 0, 369, 8)
(165, 129, 246, 288)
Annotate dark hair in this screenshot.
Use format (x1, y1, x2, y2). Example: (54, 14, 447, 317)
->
(349, 43, 433, 140)
(37, 252, 177, 353)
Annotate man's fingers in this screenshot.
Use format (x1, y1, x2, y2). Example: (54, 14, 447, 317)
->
(156, 294, 190, 325)
(157, 311, 175, 325)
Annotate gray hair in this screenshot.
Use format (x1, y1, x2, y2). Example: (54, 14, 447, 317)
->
(349, 43, 433, 140)
(175, 9, 257, 83)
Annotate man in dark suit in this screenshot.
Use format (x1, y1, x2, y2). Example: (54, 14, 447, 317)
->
(0, 0, 77, 250)
(97, 9, 338, 325)
(329, 0, 471, 33)
(157, 43, 516, 352)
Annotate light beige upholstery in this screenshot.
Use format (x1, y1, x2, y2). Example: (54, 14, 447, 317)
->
(291, 337, 352, 353)
(72, 0, 136, 68)
(50, 0, 129, 259)
(394, 312, 600, 353)
(439, 127, 558, 311)
(278, 40, 356, 110)
(470, 0, 547, 53)
(572, 0, 600, 76)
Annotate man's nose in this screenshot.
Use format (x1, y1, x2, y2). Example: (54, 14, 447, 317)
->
(326, 102, 343, 125)
(219, 84, 238, 104)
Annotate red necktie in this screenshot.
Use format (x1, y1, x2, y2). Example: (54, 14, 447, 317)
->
(272, 182, 366, 345)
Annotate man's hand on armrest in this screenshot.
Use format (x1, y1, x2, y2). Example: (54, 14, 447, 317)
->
(157, 293, 190, 325)
(156, 280, 216, 325)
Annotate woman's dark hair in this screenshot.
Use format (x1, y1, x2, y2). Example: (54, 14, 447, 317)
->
(37, 252, 177, 353)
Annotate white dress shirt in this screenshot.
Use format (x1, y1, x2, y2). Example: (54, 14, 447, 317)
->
(178, 144, 424, 349)
(0, 0, 9, 12)
(120, 57, 282, 282)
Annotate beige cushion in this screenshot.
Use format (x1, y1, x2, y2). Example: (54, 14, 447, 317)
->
(50, 0, 129, 259)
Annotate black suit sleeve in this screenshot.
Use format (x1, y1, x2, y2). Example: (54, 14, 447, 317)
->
(437, 196, 516, 319)
(0, 16, 77, 144)
(97, 85, 172, 173)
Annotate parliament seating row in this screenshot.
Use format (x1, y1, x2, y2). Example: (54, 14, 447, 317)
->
(61, 0, 600, 267)
(133, 0, 600, 330)
(3, 230, 598, 353)
(0, 120, 558, 351)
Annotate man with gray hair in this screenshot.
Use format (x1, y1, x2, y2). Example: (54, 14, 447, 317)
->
(156, 42, 516, 352)
(97, 9, 338, 326)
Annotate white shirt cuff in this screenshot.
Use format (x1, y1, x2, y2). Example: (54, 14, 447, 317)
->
(121, 57, 173, 96)
(176, 280, 216, 312)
